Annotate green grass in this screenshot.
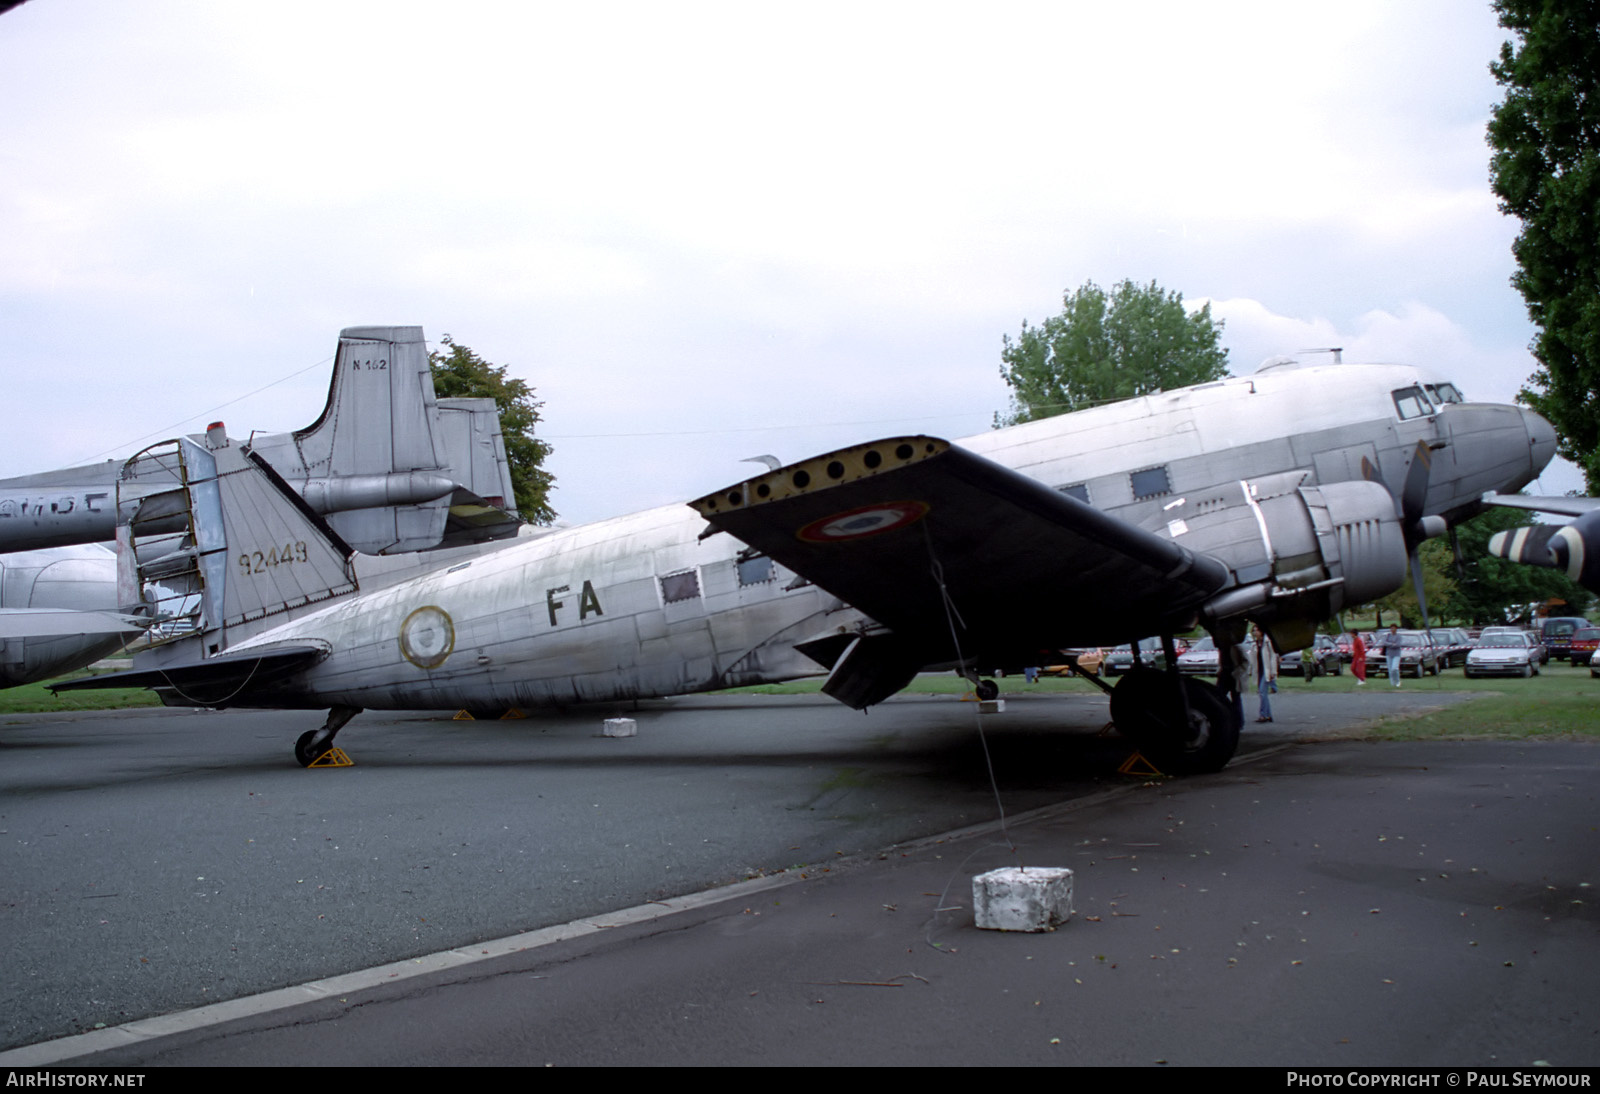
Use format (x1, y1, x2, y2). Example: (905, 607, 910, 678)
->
(0, 658, 162, 715)
(1354, 663, 1600, 741)
(0, 679, 162, 715)
(721, 663, 1600, 743)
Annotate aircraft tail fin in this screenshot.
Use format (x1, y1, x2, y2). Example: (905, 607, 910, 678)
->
(120, 429, 357, 652)
(246, 326, 456, 554)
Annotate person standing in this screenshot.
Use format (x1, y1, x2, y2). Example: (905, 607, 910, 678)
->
(1251, 624, 1277, 722)
(1378, 624, 1404, 686)
(1351, 631, 1368, 685)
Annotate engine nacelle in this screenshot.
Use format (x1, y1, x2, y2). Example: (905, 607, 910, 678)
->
(0, 545, 129, 687)
(1152, 472, 1407, 641)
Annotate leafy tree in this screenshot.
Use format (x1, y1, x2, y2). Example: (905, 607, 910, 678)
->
(996, 279, 1230, 426)
(1487, 1, 1600, 490)
(429, 335, 556, 524)
(1371, 540, 1459, 628)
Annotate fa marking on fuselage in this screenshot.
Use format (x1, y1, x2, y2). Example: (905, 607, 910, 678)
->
(545, 581, 603, 626)
(60, 355, 1555, 775)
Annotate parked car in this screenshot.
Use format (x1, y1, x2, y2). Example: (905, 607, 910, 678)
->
(1280, 634, 1342, 678)
(1176, 636, 1220, 676)
(1539, 617, 1592, 663)
(1102, 644, 1160, 676)
(1366, 630, 1445, 678)
(1332, 632, 1356, 663)
(1480, 626, 1548, 663)
(1427, 627, 1473, 669)
(1465, 632, 1543, 678)
(1040, 648, 1105, 677)
(1568, 628, 1600, 669)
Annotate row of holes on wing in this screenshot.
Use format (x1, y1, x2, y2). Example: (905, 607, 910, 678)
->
(707, 440, 939, 510)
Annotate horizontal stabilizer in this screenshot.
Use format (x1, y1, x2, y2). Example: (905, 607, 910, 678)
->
(50, 644, 323, 697)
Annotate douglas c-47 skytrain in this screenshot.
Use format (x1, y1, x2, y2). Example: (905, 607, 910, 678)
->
(58, 329, 1557, 773)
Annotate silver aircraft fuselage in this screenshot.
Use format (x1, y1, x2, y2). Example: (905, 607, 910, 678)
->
(204, 360, 1554, 712)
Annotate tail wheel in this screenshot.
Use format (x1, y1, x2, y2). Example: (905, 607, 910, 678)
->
(295, 730, 330, 767)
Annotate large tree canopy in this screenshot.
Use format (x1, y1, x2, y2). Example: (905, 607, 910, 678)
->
(429, 335, 556, 524)
(996, 279, 1229, 426)
(1488, 0, 1600, 491)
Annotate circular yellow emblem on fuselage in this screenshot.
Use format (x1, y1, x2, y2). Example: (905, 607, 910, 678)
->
(399, 605, 455, 669)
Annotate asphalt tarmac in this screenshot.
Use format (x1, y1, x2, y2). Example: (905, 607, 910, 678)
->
(3, 683, 1596, 1066)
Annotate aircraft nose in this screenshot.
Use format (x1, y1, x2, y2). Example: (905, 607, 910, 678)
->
(1523, 406, 1558, 474)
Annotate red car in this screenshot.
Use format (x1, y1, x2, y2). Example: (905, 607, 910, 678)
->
(1570, 627, 1600, 667)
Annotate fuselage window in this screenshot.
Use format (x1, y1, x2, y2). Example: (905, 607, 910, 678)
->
(1057, 483, 1090, 504)
(1392, 386, 1434, 421)
(1130, 466, 1171, 500)
(660, 569, 701, 604)
(737, 555, 775, 586)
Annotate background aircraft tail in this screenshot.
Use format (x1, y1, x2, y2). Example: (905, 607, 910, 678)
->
(245, 326, 455, 554)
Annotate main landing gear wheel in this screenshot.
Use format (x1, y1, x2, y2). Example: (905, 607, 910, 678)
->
(975, 678, 1000, 701)
(1109, 671, 1240, 775)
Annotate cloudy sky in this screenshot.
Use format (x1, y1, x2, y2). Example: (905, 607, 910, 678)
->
(0, 1, 1574, 524)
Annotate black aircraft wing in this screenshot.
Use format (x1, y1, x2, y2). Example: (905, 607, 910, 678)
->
(689, 436, 1230, 705)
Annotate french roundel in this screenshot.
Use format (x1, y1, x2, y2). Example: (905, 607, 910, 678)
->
(796, 501, 929, 543)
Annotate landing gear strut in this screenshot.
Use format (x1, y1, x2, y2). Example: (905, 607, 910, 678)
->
(294, 705, 362, 767)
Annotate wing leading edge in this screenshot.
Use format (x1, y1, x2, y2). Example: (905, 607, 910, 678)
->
(690, 436, 1230, 689)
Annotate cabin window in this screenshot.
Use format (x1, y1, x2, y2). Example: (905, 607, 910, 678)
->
(1057, 483, 1090, 504)
(660, 569, 701, 604)
(737, 555, 775, 586)
(1392, 386, 1434, 420)
(1130, 466, 1171, 500)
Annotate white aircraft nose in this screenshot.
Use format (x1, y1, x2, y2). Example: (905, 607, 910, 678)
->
(1522, 407, 1558, 474)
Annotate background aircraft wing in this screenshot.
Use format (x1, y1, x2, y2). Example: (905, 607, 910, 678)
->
(0, 607, 146, 638)
(689, 436, 1230, 673)
(1484, 493, 1600, 518)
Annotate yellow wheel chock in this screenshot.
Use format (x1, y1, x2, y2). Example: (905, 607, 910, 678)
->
(308, 747, 353, 768)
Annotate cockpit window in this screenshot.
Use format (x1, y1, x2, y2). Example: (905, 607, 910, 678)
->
(1425, 382, 1463, 404)
(1392, 386, 1434, 420)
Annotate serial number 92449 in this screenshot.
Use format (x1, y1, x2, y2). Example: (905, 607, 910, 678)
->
(239, 542, 309, 575)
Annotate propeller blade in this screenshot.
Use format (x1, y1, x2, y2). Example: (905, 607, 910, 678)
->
(1399, 441, 1432, 527)
(1410, 546, 1431, 634)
